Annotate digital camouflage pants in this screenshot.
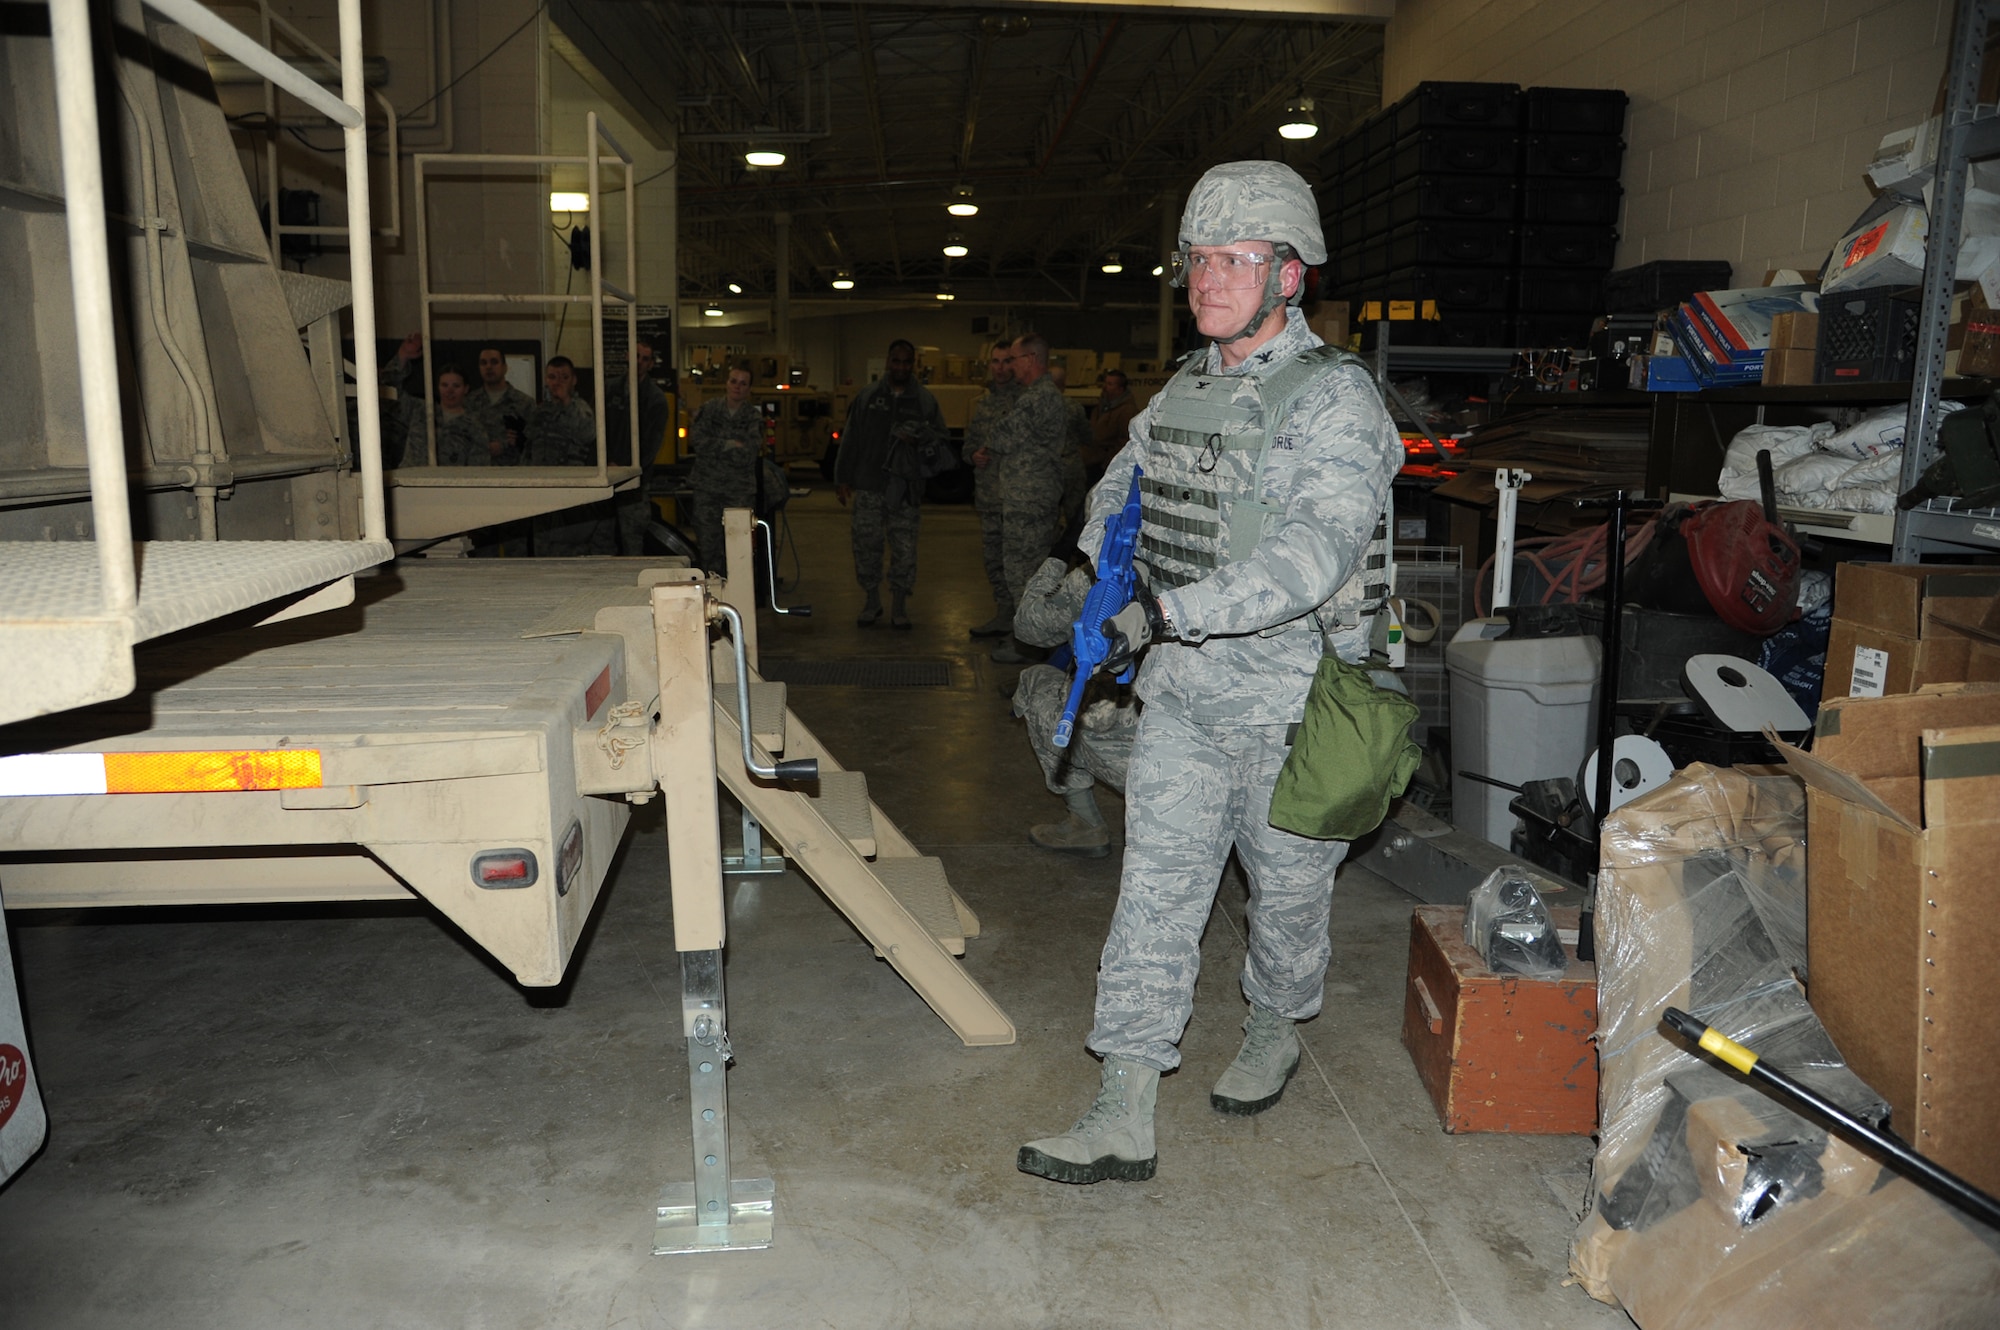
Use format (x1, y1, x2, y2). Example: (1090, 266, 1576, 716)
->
(849, 488, 920, 594)
(1087, 704, 1349, 1072)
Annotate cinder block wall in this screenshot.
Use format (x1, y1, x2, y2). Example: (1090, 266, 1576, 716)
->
(1382, 0, 1951, 284)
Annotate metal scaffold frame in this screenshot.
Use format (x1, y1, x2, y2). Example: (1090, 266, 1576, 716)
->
(412, 114, 641, 479)
(1894, 0, 2000, 559)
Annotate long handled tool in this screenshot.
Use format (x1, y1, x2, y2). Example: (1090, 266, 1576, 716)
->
(1663, 1007, 2000, 1230)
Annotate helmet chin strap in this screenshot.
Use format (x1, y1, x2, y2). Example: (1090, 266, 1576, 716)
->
(1217, 265, 1290, 344)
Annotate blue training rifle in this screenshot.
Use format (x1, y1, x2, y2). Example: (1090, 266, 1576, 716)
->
(1054, 467, 1144, 749)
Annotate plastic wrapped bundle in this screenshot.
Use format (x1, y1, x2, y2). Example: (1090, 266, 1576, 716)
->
(1570, 763, 2000, 1327)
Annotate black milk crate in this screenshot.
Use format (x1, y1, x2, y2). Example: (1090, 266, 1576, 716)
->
(1364, 110, 1399, 160)
(1335, 128, 1370, 176)
(1523, 86, 1629, 136)
(1388, 220, 1516, 268)
(1521, 178, 1623, 225)
(1387, 129, 1522, 181)
(1379, 265, 1514, 313)
(1518, 223, 1619, 269)
(1815, 286, 1921, 384)
(1512, 312, 1598, 348)
(1388, 175, 1520, 227)
(1389, 81, 1523, 138)
(1604, 259, 1734, 312)
(1523, 133, 1626, 180)
(1518, 267, 1612, 312)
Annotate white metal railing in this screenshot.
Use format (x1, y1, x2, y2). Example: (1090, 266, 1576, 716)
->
(62, 0, 390, 557)
(246, 0, 401, 258)
(412, 112, 639, 480)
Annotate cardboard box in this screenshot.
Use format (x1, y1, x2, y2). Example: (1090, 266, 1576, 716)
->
(1821, 562, 2000, 700)
(1768, 310, 1819, 350)
(1823, 202, 1928, 295)
(1401, 904, 1597, 1134)
(1778, 684, 2000, 1195)
(1761, 347, 1817, 385)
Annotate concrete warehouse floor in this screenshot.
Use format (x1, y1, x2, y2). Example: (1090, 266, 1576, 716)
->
(0, 491, 1631, 1330)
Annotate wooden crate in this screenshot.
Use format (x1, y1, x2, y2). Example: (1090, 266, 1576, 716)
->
(1401, 904, 1597, 1134)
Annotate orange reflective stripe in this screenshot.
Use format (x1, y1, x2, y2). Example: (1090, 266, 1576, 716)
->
(101, 749, 323, 793)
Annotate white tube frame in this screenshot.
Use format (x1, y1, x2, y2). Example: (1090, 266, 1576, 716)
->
(49, 0, 138, 614)
(412, 113, 637, 478)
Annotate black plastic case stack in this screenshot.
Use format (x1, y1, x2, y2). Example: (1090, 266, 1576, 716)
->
(1325, 82, 1627, 349)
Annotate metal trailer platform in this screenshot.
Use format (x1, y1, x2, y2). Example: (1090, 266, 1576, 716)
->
(0, 559, 664, 987)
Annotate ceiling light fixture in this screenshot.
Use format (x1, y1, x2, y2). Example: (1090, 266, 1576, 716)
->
(935, 286, 955, 302)
(703, 301, 725, 318)
(947, 184, 978, 217)
(549, 191, 589, 214)
(942, 232, 969, 258)
(1152, 263, 1165, 277)
(1100, 253, 1123, 275)
(727, 281, 744, 295)
(1279, 96, 1318, 141)
(831, 270, 855, 290)
(744, 147, 786, 168)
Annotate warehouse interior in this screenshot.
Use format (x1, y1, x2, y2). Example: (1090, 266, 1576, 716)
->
(6, 1, 2000, 1327)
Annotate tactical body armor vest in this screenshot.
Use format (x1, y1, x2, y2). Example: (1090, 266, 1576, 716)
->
(1136, 344, 1392, 640)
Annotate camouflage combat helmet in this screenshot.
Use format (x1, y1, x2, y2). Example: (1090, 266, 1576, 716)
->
(1174, 161, 1326, 342)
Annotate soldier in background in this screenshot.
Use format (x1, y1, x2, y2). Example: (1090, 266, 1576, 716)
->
(468, 345, 533, 465)
(985, 333, 1069, 663)
(686, 361, 763, 577)
(967, 339, 1020, 637)
(400, 364, 493, 467)
(1087, 369, 1139, 485)
(835, 339, 947, 628)
(527, 356, 616, 555)
(1046, 360, 1092, 544)
(1018, 161, 1401, 1186)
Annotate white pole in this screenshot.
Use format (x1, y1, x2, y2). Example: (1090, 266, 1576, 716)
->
(1492, 467, 1531, 611)
(145, 0, 361, 128)
(339, 0, 385, 540)
(50, 0, 138, 615)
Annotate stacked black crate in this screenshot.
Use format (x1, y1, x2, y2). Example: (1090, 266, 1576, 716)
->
(1514, 87, 1628, 349)
(1377, 82, 1523, 346)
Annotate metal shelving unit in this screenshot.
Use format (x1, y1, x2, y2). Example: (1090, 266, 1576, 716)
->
(1893, 0, 2000, 559)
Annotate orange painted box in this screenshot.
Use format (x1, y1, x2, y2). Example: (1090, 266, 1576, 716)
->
(1401, 904, 1598, 1134)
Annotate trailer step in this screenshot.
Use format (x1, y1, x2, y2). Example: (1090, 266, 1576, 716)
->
(808, 769, 876, 857)
(713, 679, 788, 754)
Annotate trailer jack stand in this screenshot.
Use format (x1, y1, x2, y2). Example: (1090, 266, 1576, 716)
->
(653, 948, 775, 1254)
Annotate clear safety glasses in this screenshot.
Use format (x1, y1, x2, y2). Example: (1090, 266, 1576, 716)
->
(1169, 248, 1277, 290)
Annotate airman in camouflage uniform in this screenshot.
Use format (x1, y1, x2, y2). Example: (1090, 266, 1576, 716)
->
(985, 334, 1069, 661)
(1048, 363, 1093, 541)
(836, 339, 947, 628)
(687, 362, 763, 576)
(1010, 556, 1139, 858)
(967, 342, 1019, 637)
(527, 356, 616, 555)
(466, 345, 532, 466)
(1020, 161, 1401, 1186)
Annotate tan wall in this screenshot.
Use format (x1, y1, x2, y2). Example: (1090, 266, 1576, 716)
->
(1382, 0, 1952, 282)
(546, 56, 675, 367)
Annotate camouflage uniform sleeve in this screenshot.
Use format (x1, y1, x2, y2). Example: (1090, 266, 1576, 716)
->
(688, 400, 727, 460)
(1157, 362, 1399, 643)
(1012, 560, 1089, 648)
